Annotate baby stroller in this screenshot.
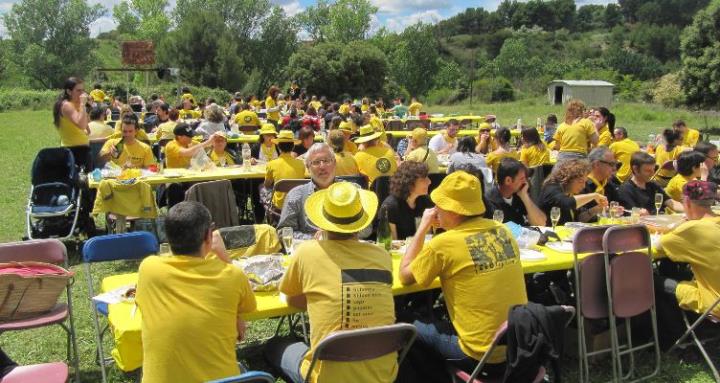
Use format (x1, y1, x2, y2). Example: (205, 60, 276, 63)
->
(26, 148, 83, 240)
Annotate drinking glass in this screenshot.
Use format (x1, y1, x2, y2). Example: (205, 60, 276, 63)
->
(550, 207, 561, 231)
(631, 207, 641, 224)
(279, 227, 293, 255)
(493, 210, 504, 223)
(159, 243, 170, 255)
(654, 193, 664, 216)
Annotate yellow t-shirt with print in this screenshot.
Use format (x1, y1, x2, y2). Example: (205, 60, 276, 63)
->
(209, 150, 236, 166)
(58, 116, 89, 147)
(280, 240, 397, 383)
(409, 217, 528, 362)
(609, 138, 640, 182)
(683, 128, 700, 147)
(520, 144, 550, 167)
(101, 138, 155, 168)
(655, 145, 687, 179)
(338, 104, 350, 115)
(265, 97, 280, 122)
(156, 121, 177, 140)
(405, 147, 440, 173)
(659, 216, 720, 316)
(136, 255, 256, 383)
(233, 110, 260, 127)
(112, 125, 149, 142)
(597, 124, 612, 147)
(265, 153, 306, 208)
(334, 152, 360, 176)
(486, 150, 520, 173)
(553, 119, 595, 154)
(408, 102, 423, 116)
(164, 140, 193, 169)
(665, 174, 695, 202)
(89, 89, 106, 103)
(354, 145, 398, 185)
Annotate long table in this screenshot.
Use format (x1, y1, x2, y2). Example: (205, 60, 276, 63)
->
(100, 241, 605, 372)
(88, 165, 269, 189)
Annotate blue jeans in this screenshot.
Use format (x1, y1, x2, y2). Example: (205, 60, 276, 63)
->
(264, 336, 308, 383)
(412, 320, 468, 360)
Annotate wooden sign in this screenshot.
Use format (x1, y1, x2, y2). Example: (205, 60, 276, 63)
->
(122, 41, 155, 66)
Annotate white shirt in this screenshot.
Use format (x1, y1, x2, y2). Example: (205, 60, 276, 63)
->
(428, 134, 458, 154)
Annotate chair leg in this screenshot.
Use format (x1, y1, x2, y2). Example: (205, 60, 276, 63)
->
(682, 312, 720, 382)
(66, 292, 81, 383)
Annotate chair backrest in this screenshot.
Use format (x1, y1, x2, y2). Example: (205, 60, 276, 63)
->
(405, 120, 430, 131)
(370, 176, 392, 208)
(386, 120, 404, 131)
(83, 232, 159, 263)
(273, 179, 310, 194)
(0, 239, 66, 265)
(602, 224, 650, 254)
(31, 148, 77, 187)
(610, 252, 655, 318)
(219, 224, 281, 258)
(578, 254, 609, 319)
(206, 371, 275, 383)
(185, 180, 239, 229)
(89, 138, 108, 170)
(306, 323, 416, 382)
(337, 175, 369, 189)
(459, 119, 474, 129)
(573, 226, 609, 254)
(428, 173, 447, 195)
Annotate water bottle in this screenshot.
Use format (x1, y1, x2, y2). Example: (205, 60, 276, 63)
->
(516, 118, 522, 130)
(92, 168, 102, 182)
(242, 143, 252, 171)
(376, 208, 392, 251)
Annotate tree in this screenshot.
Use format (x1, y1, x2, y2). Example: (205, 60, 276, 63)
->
(112, 0, 170, 43)
(3, 0, 104, 88)
(297, 0, 331, 42)
(387, 23, 439, 96)
(247, 6, 298, 95)
(604, 4, 623, 28)
(680, 0, 720, 108)
(324, 0, 378, 43)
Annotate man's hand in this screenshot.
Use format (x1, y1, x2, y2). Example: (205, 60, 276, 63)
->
(313, 230, 326, 240)
(419, 207, 439, 230)
(594, 193, 609, 208)
(517, 182, 530, 198)
(237, 318, 247, 342)
(211, 230, 231, 263)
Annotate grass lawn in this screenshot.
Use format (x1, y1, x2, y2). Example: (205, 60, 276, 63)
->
(0, 105, 717, 382)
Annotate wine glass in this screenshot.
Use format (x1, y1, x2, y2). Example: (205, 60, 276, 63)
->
(550, 207, 561, 231)
(654, 193, 664, 216)
(493, 209, 504, 223)
(279, 227, 293, 255)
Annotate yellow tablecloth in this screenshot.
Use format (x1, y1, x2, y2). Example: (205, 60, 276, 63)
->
(100, 242, 600, 371)
(88, 165, 269, 189)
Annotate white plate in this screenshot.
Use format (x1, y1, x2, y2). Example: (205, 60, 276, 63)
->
(520, 248, 546, 261)
(162, 171, 182, 178)
(545, 241, 573, 253)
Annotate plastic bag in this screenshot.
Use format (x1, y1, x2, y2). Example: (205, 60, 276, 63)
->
(190, 149, 215, 172)
(232, 254, 285, 292)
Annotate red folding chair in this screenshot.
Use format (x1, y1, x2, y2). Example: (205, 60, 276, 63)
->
(0, 361, 68, 383)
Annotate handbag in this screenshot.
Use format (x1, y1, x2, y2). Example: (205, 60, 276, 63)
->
(0, 262, 74, 322)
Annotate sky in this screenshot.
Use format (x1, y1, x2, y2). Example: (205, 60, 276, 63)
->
(0, 0, 616, 37)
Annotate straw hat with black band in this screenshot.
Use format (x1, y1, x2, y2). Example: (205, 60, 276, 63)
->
(353, 124, 382, 144)
(259, 123, 278, 136)
(272, 130, 300, 145)
(305, 182, 378, 233)
(430, 171, 486, 216)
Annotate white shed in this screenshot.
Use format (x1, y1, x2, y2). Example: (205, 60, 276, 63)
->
(547, 80, 615, 106)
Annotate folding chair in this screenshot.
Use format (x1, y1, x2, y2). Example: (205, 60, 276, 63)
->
(603, 225, 661, 382)
(370, 176, 391, 210)
(219, 224, 282, 258)
(428, 173, 447, 195)
(185, 180, 240, 229)
(651, 160, 675, 188)
(336, 174, 369, 189)
(0, 361, 68, 383)
(668, 293, 720, 381)
(0, 239, 80, 383)
(572, 225, 612, 383)
(263, 179, 310, 226)
(82, 232, 159, 383)
(304, 323, 417, 383)
(386, 120, 404, 132)
(205, 371, 275, 383)
(406, 120, 430, 131)
(459, 119, 474, 129)
(92, 179, 158, 234)
(90, 138, 108, 170)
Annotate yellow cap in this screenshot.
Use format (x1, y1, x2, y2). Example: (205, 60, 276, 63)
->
(353, 124, 382, 144)
(259, 123, 277, 136)
(407, 128, 428, 145)
(430, 171, 485, 216)
(478, 122, 492, 131)
(338, 121, 352, 132)
(272, 130, 300, 144)
(304, 182, 378, 233)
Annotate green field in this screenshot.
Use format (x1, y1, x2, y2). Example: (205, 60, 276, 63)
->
(0, 102, 717, 382)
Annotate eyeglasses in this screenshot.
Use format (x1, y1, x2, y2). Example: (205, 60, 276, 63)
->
(599, 160, 618, 167)
(310, 158, 335, 167)
(479, 129, 491, 133)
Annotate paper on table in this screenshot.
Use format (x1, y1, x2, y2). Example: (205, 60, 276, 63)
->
(92, 284, 135, 305)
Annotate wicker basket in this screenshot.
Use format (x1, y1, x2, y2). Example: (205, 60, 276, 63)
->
(0, 262, 74, 322)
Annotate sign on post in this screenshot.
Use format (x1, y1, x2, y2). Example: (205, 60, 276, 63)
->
(122, 41, 155, 66)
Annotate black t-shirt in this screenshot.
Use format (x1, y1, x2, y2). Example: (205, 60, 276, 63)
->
(380, 194, 433, 240)
(580, 176, 621, 221)
(708, 166, 720, 185)
(618, 179, 670, 214)
(292, 144, 309, 157)
(486, 186, 529, 226)
(539, 182, 578, 226)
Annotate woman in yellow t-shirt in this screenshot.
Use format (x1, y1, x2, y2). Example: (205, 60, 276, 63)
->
(328, 130, 359, 176)
(553, 99, 599, 163)
(592, 107, 615, 147)
(53, 77, 91, 169)
(520, 127, 550, 167)
(255, 124, 279, 163)
(208, 132, 236, 167)
(486, 127, 520, 174)
(665, 150, 704, 202)
(265, 86, 281, 127)
(654, 128, 688, 186)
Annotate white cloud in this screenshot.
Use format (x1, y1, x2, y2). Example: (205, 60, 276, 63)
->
(384, 9, 444, 32)
(371, 0, 452, 14)
(279, 0, 303, 17)
(89, 15, 117, 37)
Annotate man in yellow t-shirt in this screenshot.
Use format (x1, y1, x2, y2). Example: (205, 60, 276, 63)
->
(233, 103, 260, 128)
(99, 115, 156, 168)
(655, 180, 720, 347)
(164, 123, 215, 168)
(674, 120, 700, 148)
(266, 182, 396, 383)
(609, 127, 640, 182)
(399, 171, 527, 376)
(353, 125, 398, 185)
(136, 202, 256, 383)
(89, 84, 106, 104)
(408, 97, 423, 116)
(664, 150, 704, 202)
(404, 128, 439, 173)
(264, 130, 306, 208)
(309, 95, 322, 112)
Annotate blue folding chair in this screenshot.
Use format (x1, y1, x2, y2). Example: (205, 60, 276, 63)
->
(82, 231, 159, 383)
(206, 371, 275, 383)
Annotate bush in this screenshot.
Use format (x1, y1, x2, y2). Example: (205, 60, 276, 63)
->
(491, 76, 515, 102)
(0, 88, 57, 112)
(425, 87, 465, 105)
(652, 72, 686, 107)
